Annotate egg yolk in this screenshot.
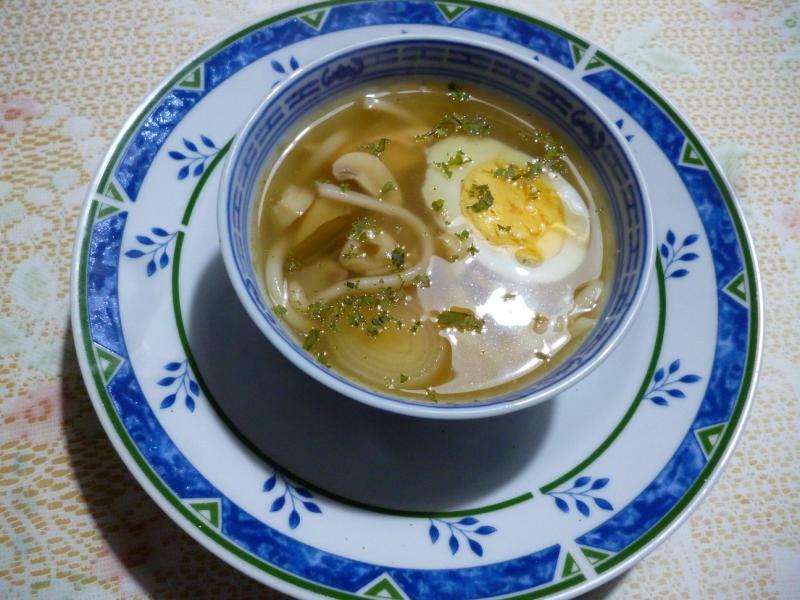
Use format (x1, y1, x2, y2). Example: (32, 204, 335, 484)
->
(460, 160, 568, 264)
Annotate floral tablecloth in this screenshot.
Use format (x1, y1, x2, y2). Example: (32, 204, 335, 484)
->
(1, 0, 797, 597)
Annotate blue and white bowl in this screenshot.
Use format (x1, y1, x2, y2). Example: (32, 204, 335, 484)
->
(218, 35, 654, 419)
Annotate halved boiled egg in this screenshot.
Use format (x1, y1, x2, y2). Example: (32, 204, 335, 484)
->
(421, 136, 595, 284)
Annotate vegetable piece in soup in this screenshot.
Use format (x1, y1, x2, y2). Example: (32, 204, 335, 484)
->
(255, 79, 613, 403)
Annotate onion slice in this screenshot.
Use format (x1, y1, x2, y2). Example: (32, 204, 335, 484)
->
(325, 303, 451, 391)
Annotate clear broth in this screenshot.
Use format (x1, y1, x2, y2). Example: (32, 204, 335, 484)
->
(255, 79, 615, 403)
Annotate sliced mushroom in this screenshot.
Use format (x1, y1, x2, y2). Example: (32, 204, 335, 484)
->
(272, 185, 314, 228)
(332, 152, 401, 205)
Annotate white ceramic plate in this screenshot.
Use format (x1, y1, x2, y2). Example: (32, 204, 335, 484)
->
(70, 2, 762, 598)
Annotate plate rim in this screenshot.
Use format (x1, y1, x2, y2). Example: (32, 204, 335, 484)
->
(69, 1, 764, 598)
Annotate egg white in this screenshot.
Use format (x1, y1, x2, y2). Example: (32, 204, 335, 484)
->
(422, 136, 594, 284)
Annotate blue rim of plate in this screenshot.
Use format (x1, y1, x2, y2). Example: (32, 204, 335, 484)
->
(70, 1, 762, 598)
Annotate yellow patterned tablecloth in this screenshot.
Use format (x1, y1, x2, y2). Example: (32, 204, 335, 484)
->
(0, 1, 797, 597)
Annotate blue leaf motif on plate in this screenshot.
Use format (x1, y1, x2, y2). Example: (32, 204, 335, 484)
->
(262, 471, 322, 529)
(270, 56, 301, 87)
(156, 360, 199, 412)
(661, 229, 701, 280)
(644, 358, 702, 407)
(546, 476, 614, 517)
(168, 135, 220, 179)
(427, 517, 496, 557)
(124, 227, 177, 277)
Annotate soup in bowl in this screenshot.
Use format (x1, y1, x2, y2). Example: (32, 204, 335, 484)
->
(219, 36, 653, 418)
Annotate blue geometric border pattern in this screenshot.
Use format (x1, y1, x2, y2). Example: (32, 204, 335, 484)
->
(575, 57, 753, 560)
(113, 0, 575, 202)
(83, 205, 564, 598)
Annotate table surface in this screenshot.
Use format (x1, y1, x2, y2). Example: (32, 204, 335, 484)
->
(0, 0, 796, 597)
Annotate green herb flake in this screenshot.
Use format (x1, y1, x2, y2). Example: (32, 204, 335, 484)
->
(410, 319, 422, 333)
(399, 373, 409, 383)
(380, 180, 396, 196)
(426, 388, 439, 402)
(431, 198, 445, 212)
(348, 309, 364, 327)
(305, 286, 405, 337)
(459, 113, 491, 137)
(502, 292, 517, 301)
(284, 257, 299, 273)
(390, 247, 405, 270)
(346, 280, 359, 289)
(434, 149, 471, 179)
(273, 305, 288, 318)
(316, 352, 331, 367)
(358, 137, 390, 157)
(416, 112, 491, 141)
(303, 328, 322, 350)
(492, 163, 522, 181)
(436, 309, 485, 333)
(447, 82, 470, 102)
(349, 216, 379, 241)
(455, 229, 470, 241)
(367, 312, 393, 337)
(496, 224, 511, 232)
(468, 183, 494, 212)
(411, 274, 431, 288)
(467, 244, 479, 256)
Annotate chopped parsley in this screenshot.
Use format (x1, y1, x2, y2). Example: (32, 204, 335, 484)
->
(416, 112, 491, 141)
(399, 373, 409, 383)
(502, 292, 517, 301)
(496, 224, 511, 232)
(426, 388, 439, 401)
(273, 305, 287, 318)
(284, 257, 299, 273)
(468, 183, 494, 212)
(358, 137, 390, 157)
(316, 352, 331, 367)
(431, 198, 444, 212)
(460, 114, 491, 136)
(411, 274, 431, 288)
(467, 244, 479, 256)
(410, 319, 422, 333)
(434, 149, 471, 179)
(303, 329, 321, 350)
(492, 163, 523, 181)
(380, 180, 396, 195)
(367, 312, 395, 337)
(346, 280, 359, 289)
(390, 247, 405, 270)
(348, 309, 364, 327)
(447, 82, 470, 102)
(455, 229, 470, 241)
(349, 217, 379, 241)
(304, 287, 406, 343)
(436, 309, 485, 333)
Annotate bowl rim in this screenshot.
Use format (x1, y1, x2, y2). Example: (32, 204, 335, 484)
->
(217, 32, 655, 420)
